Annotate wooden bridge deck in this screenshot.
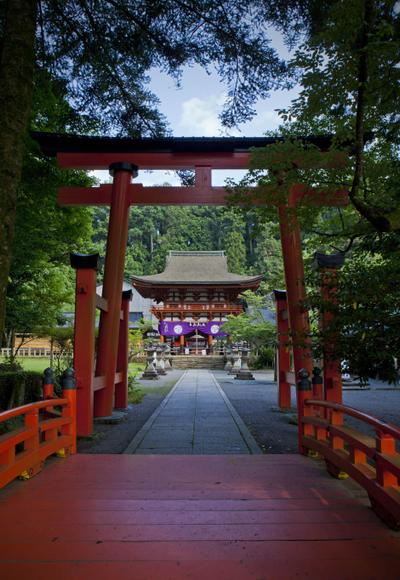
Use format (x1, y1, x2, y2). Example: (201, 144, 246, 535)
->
(0, 454, 399, 579)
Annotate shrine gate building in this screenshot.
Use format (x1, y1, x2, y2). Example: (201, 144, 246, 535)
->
(132, 250, 263, 353)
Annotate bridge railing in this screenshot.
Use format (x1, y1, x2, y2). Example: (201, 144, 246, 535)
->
(0, 369, 76, 490)
(302, 399, 400, 529)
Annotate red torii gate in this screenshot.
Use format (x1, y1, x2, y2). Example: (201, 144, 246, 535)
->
(34, 132, 348, 445)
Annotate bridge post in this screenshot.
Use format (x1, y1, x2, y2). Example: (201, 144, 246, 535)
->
(95, 163, 137, 417)
(311, 367, 323, 400)
(313, 252, 345, 405)
(297, 369, 314, 450)
(61, 368, 77, 454)
(43, 367, 55, 399)
(115, 289, 132, 410)
(70, 253, 99, 436)
(273, 290, 291, 410)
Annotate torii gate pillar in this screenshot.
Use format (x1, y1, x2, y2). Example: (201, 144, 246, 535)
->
(278, 191, 314, 453)
(94, 162, 137, 417)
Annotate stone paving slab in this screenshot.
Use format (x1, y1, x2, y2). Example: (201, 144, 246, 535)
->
(123, 369, 261, 455)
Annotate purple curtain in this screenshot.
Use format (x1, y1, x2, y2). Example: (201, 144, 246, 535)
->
(159, 320, 228, 337)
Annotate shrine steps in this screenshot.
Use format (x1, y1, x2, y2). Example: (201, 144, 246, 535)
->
(171, 355, 225, 370)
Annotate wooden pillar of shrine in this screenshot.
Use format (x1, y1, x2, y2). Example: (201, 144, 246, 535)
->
(314, 252, 345, 405)
(70, 253, 98, 436)
(114, 289, 132, 410)
(278, 189, 313, 453)
(94, 162, 137, 417)
(273, 290, 291, 410)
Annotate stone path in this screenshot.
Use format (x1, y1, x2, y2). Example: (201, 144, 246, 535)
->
(124, 370, 261, 455)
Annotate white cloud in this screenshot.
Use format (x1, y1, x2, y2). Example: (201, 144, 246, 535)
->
(178, 94, 231, 137)
(244, 109, 282, 134)
(178, 93, 284, 138)
(90, 169, 181, 186)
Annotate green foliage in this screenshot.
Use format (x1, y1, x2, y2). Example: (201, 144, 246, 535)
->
(266, 0, 400, 380)
(4, 73, 94, 345)
(280, 0, 400, 233)
(36, 1, 294, 133)
(93, 204, 282, 289)
(0, 370, 43, 411)
(308, 248, 400, 383)
(45, 326, 74, 377)
(250, 346, 276, 370)
(222, 291, 276, 352)
(128, 372, 145, 404)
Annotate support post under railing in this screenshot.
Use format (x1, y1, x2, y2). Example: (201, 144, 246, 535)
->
(376, 432, 397, 488)
(19, 407, 41, 480)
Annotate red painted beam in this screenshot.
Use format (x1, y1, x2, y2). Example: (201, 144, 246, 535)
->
(57, 150, 348, 170)
(58, 151, 250, 170)
(58, 184, 349, 207)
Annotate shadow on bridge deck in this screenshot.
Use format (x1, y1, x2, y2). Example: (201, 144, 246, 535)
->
(0, 453, 399, 579)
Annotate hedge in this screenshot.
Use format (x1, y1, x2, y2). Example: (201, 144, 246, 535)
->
(0, 371, 43, 411)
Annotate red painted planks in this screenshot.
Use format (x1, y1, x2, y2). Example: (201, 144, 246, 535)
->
(2, 558, 400, 580)
(1, 538, 399, 563)
(0, 454, 398, 580)
(0, 507, 378, 525)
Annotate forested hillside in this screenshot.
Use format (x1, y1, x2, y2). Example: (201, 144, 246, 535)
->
(91, 205, 284, 294)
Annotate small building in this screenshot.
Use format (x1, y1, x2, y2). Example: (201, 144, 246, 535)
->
(132, 251, 263, 353)
(96, 281, 155, 329)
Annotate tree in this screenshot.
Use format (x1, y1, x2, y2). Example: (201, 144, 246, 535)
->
(277, 0, 400, 380)
(221, 290, 276, 365)
(5, 145, 93, 351)
(0, 0, 37, 347)
(217, 209, 247, 274)
(250, 219, 284, 293)
(4, 72, 94, 350)
(282, 0, 400, 233)
(0, 0, 298, 344)
(220, 0, 400, 380)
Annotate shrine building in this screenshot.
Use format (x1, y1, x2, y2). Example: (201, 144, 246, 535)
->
(132, 250, 263, 354)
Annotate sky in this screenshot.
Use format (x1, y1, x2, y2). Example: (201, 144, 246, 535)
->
(95, 31, 298, 186)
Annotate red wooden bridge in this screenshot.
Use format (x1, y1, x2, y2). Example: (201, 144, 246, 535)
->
(0, 134, 398, 577)
(0, 376, 399, 579)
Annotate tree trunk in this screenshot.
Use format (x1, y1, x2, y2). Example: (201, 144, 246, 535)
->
(0, 0, 37, 346)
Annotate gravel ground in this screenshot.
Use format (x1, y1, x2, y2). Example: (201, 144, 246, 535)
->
(77, 370, 184, 454)
(214, 371, 400, 453)
(214, 370, 299, 453)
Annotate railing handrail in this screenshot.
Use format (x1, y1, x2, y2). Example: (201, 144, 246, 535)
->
(0, 398, 69, 423)
(0, 368, 77, 490)
(306, 399, 400, 440)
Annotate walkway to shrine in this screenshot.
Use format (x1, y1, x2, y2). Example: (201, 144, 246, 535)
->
(123, 370, 261, 455)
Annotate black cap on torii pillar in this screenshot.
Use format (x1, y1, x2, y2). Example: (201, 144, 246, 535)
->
(109, 162, 138, 177)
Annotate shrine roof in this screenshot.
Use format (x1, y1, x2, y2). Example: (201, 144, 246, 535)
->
(132, 251, 263, 288)
(32, 131, 337, 156)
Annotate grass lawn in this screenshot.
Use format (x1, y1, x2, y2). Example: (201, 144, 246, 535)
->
(0, 357, 51, 373)
(1, 358, 145, 375)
